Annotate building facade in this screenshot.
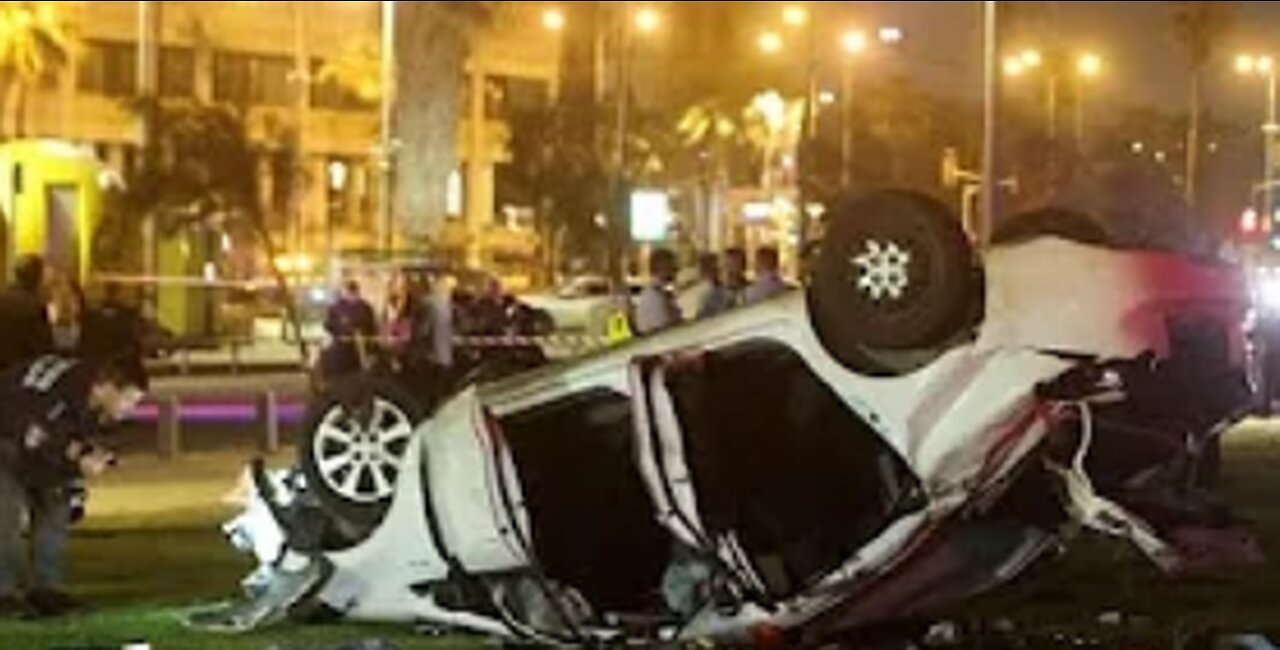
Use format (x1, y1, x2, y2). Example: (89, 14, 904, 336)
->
(21, 1, 560, 277)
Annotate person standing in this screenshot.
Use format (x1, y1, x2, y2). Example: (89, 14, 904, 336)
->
(0, 256, 53, 371)
(692, 253, 733, 320)
(635, 249, 683, 336)
(723, 248, 750, 309)
(321, 279, 378, 382)
(0, 355, 148, 619)
(744, 247, 794, 306)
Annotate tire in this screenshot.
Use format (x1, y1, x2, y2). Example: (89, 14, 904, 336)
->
(808, 190, 982, 366)
(992, 208, 1111, 247)
(299, 378, 426, 531)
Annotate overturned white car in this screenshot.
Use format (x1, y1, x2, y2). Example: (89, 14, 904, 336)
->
(210, 192, 1257, 647)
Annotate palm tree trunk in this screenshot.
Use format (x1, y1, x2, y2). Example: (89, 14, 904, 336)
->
(1185, 67, 1202, 209)
(393, 2, 471, 244)
(0, 76, 14, 142)
(14, 83, 28, 139)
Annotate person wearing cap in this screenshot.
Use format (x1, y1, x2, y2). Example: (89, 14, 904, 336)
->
(0, 354, 148, 619)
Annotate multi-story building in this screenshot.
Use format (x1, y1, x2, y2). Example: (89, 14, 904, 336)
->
(21, 1, 560, 278)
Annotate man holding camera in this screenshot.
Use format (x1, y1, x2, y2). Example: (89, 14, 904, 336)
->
(0, 354, 148, 619)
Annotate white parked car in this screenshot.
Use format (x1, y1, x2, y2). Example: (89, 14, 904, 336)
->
(210, 191, 1256, 646)
(521, 276, 639, 336)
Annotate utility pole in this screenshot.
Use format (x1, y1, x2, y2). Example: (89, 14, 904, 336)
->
(137, 0, 162, 284)
(979, 0, 1001, 247)
(378, 0, 397, 255)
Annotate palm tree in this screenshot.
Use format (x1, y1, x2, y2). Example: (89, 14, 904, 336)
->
(393, 1, 500, 244)
(742, 91, 804, 195)
(318, 36, 381, 105)
(0, 2, 73, 139)
(1172, 0, 1236, 210)
(677, 100, 740, 249)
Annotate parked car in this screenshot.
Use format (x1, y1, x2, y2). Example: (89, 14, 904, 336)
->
(521, 276, 640, 336)
(210, 191, 1255, 646)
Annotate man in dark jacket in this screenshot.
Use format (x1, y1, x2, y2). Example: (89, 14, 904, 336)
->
(0, 256, 53, 371)
(321, 280, 378, 382)
(0, 354, 148, 619)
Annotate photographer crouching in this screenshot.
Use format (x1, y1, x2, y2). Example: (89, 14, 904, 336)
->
(0, 354, 148, 619)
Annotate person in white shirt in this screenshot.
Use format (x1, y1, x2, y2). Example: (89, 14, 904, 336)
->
(692, 254, 734, 320)
(634, 249, 683, 336)
(744, 247, 794, 306)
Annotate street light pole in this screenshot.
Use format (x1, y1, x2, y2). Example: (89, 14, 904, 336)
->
(1266, 67, 1278, 227)
(979, 0, 1001, 247)
(291, 0, 311, 258)
(840, 60, 855, 191)
(606, 0, 634, 289)
(378, 0, 396, 256)
(137, 0, 162, 282)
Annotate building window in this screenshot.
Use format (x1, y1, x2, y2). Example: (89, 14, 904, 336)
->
(78, 40, 137, 98)
(253, 56, 293, 107)
(214, 52, 294, 107)
(485, 76, 550, 120)
(159, 47, 196, 98)
(213, 52, 251, 105)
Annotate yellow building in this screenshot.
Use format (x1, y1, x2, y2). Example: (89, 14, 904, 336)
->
(19, 1, 559, 275)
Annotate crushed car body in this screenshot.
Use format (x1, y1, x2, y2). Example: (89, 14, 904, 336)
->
(207, 191, 1259, 647)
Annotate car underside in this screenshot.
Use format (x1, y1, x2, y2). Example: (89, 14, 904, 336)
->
(198, 191, 1261, 648)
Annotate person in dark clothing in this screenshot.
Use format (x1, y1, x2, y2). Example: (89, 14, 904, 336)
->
(321, 280, 378, 382)
(79, 285, 146, 366)
(0, 256, 53, 371)
(0, 354, 148, 619)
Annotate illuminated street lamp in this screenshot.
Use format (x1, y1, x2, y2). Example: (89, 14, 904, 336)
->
(1237, 53, 1279, 232)
(1075, 52, 1102, 148)
(541, 7, 566, 32)
(841, 30, 869, 55)
(758, 30, 784, 55)
(634, 6, 661, 33)
(782, 5, 809, 27)
(878, 26, 905, 45)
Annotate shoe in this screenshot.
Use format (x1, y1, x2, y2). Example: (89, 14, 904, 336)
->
(0, 595, 32, 620)
(26, 590, 82, 618)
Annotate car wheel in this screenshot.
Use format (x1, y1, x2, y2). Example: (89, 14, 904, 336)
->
(808, 190, 982, 367)
(299, 379, 426, 531)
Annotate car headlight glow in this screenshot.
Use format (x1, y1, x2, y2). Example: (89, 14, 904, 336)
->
(1258, 272, 1280, 311)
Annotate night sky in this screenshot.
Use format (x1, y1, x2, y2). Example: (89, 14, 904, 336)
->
(854, 1, 1280, 122)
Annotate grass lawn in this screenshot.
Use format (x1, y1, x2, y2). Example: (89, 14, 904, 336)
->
(4, 425, 1280, 648)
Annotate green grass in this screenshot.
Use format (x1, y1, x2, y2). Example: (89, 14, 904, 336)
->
(5, 427, 1280, 647)
(0, 452, 482, 649)
(955, 421, 1280, 638)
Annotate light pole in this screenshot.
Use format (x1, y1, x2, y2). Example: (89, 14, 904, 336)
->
(1238, 54, 1279, 229)
(839, 30, 868, 191)
(605, 2, 659, 286)
(137, 0, 162, 281)
(1076, 53, 1102, 151)
(378, 0, 397, 256)
(980, 0, 1000, 247)
(290, 0, 311, 258)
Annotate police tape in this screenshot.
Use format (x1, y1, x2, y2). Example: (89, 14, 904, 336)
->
(320, 330, 627, 351)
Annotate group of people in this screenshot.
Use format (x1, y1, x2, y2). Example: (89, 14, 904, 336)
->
(321, 272, 455, 399)
(0, 256, 149, 620)
(635, 246, 795, 336)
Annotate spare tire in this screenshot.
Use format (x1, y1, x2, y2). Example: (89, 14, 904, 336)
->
(808, 191, 981, 366)
(299, 378, 426, 536)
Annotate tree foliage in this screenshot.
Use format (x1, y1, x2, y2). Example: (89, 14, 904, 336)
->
(0, 1, 73, 138)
